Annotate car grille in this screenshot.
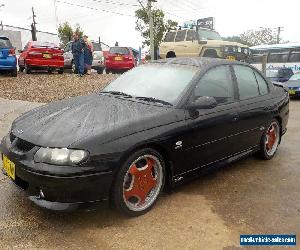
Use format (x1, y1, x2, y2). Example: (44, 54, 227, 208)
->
(10, 132, 35, 152)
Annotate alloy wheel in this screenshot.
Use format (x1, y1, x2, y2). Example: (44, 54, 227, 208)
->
(265, 121, 280, 156)
(122, 154, 163, 212)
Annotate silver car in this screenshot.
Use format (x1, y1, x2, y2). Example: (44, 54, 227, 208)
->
(63, 41, 105, 74)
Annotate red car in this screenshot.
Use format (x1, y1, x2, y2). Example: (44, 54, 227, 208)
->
(105, 47, 136, 74)
(18, 41, 64, 74)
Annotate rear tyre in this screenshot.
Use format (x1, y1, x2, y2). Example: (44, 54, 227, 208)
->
(19, 67, 24, 72)
(110, 148, 165, 217)
(25, 64, 31, 74)
(58, 68, 64, 74)
(105, 69, 110, 74)
(11, 69, 17, 77)
(97, 68, 104, 74)
(166, 51, 176, 58)
(258, 119, 281, 160)
(48, 68, 53, 74)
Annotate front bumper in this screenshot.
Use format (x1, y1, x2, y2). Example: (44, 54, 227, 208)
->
(0, 135, 113, 207)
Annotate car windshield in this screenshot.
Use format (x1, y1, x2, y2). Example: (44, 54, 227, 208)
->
(289, 73, 300, 81)
(266, 70, 279, 78)
(0, 37, 13, 48)
(198, 29, 222, 40)
(93, 43, 102, 51)
(109, 47, 129, 55)
(103, 64, 198, 104)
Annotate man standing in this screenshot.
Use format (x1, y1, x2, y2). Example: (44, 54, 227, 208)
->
(71, 32, 85, 76)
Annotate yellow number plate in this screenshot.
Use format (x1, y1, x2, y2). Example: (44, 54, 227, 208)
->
(2, 155, 15, 180)
(289, 90, 296, 95)
(226, 56, 236, 61)
(43, 53, 52, 59)
(114, 56, 123, 61)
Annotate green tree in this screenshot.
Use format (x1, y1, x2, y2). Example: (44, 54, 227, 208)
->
(222, 36, 252, 46)
(58, 22, 84, 48)
(135, 8, 177, 58)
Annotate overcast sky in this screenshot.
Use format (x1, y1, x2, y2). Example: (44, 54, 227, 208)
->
(0, 0, 299, 48)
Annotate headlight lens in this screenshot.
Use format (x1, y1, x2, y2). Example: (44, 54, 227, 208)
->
(34, 147, 88, 166)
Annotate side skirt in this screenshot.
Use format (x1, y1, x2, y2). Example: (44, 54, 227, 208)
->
(171, 146, 259, 187)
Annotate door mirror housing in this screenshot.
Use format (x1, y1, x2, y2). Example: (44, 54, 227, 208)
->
(18, 49, 23, 53)
(187, 96, 217, 110)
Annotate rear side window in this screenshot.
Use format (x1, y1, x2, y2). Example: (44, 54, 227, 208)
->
(109, 47, 129, 55)
(175, 30, 187, 42)
(193, 66, 235, 104)
(268, 52, 289, 63)
(234, 65, 260, 100)
(0, 37, 12, 48)
(164, 32, 176, 42)
(289, 51, 300, 62)
(254, 71, 269, 95)
(186, 30, 197, 41)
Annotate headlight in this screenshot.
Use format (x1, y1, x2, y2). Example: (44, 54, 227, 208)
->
(34, 147, 88, 166)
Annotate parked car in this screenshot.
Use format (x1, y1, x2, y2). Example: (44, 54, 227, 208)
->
(0, 36, 17, 77)
(285, 72, 300, 97)
(1, 58, 289, 216)
(105, 47, 136, 74)
(266, 68, 294, 83)
(18, 41, 64, 74)
(63, 41, 104, 74)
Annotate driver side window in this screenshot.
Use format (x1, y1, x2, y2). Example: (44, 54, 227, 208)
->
(193, 66, 235, 105)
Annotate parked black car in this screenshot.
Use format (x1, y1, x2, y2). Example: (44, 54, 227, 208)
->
(266, 68, 294, 82)
(1, 58, 289, 216)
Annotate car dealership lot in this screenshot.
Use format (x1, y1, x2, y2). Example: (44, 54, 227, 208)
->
(0, 74, 299, 249)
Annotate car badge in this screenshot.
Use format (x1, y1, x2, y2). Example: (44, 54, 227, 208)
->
(175, 141, 183, 149)
(16, 129, 23, 134)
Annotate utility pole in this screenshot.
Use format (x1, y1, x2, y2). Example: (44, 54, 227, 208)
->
(277, 27, 284, 44)
(147, 0, 156, 60)
(31, 7, 37, 41)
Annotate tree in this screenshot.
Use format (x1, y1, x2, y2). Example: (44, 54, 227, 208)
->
(58, 22, 84, 48)
(223, 27, 281, 47)
(135, 8, 177, 58)
(239, 28, 279, 46)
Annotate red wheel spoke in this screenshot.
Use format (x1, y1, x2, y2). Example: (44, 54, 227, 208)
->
(124, 158, 157, 206)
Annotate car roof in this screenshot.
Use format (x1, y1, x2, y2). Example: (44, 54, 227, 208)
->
(151, 57, 247, 68)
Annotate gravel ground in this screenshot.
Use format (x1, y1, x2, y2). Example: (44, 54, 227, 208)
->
(0, 72, 118, 103)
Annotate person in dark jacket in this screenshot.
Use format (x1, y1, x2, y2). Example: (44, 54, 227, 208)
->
(71, 32, 86, 76)
(83, 35, 93, 75)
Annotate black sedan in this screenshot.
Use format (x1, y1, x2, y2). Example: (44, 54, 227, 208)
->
(0, 58, 289, 216)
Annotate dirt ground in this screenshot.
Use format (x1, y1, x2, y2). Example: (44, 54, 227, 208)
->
(0, 72, 117, 103)
(0, 73, 299, 249)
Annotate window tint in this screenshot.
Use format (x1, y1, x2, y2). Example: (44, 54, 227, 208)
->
(289, 51, 300, 62)
(254, 71, 269, 95)
(164, 32, 176, 42)
(109, 47, 129, 55)
(186, 30, 197, 41)
(234, 65, 260, 100)
(175, 30, 187, 42)
(268, 52, 289, 63)
(0, 37, 12, 48)
(193, 66, 234, 104)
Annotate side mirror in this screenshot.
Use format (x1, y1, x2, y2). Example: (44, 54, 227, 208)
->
(187, 96, 217, 110)
(18, 50, 23, 53)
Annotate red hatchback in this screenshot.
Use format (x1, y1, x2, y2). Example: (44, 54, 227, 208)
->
(18, 41, 64, 74)
(105, 47, 136, 74)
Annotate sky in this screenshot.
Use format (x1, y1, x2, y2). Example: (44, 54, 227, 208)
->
(0, 0, 300, 49)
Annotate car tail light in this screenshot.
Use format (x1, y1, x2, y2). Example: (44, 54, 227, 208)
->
(27, 51, 43, 58)
(8, 48, 15, 56)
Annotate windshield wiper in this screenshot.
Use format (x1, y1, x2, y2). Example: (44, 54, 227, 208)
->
(100, 91, 132, 98)
(135, 96, 173, 106)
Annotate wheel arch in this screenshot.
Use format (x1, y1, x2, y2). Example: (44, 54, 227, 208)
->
(166, 51, 176, 58)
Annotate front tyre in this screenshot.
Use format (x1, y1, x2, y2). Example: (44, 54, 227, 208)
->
(259, 119, 281, 160)
(111, 148, 165, 217)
